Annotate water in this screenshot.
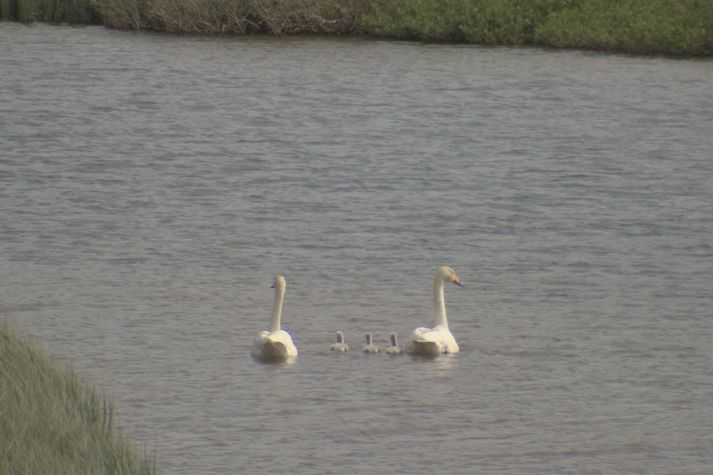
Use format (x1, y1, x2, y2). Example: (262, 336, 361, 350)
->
(2, 23, 713, 474)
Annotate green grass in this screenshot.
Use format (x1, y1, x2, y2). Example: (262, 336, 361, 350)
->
(0, 0, 100, 23)
(362, 0, 566, 44)
(2, 0, 711, 56)
(0, 322, 156, 475)
(533, 0, 713, 56)
(362, 0, 713, 56)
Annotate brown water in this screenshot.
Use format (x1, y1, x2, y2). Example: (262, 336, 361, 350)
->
(2, 23, 713, 474)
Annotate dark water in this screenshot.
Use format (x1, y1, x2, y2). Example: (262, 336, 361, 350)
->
(2, 23, 713, 474)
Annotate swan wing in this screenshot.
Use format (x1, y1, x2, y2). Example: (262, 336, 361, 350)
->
(269, 330, 298, 357)
(252, 330, 270, 347)
(257, 340, 289, 361)
(430, 325, 459, 353)
(410, 326, 432, 340)
(251, 330, 297, 361)
(407, 325, 459, 355)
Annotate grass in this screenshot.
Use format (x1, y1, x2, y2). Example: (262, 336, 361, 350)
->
(362, 0, 564, 44)
(1, 0, 711, 56)
(362, 0, 713, 56)
(533, 0, 713, 56)
(100, 0, 371, 35)
(0, 0, 101, 23)
(0, 322, 156, 475)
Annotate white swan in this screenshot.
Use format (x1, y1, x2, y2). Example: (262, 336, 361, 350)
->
(385, 332, 402, 355)
(250, 275, 298, 362)
(330, 331, 349, 352)
(362, 333, 379, 353)
(405, 266, 463, 356)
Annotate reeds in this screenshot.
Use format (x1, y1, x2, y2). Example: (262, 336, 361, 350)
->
(0, 0, 100, 23)
(533, 0, 713, 56)
(363, 0, 713, 56)
(97, 0, 713, 56)
(0, 323, 155, 475)
(100, 0, 372, 35)
(2, 0, 711, 57)
(362, 0, 568, 44)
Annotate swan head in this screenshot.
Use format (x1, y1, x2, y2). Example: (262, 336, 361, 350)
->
(271, 274, 286, 290)
(437, 266, 463, 287)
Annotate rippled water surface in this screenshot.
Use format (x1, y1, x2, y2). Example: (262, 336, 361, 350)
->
(2, 23, 713, 474)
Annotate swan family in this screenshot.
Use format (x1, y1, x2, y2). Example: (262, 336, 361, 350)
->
(252, 266, 463, 363)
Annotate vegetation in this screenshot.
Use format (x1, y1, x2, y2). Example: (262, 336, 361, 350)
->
(533, 0, 713, 56)
(363, 0, 713, 56)
(0, 0, 101, 23)
(99, 0, 371, 35)
(0, 323, 155, 475)
(363, 0, 566, 44)
(0, 0, 711, 56)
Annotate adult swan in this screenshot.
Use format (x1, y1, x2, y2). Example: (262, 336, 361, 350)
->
(406, 266, 463, 356)
(251, 275, 298, 362)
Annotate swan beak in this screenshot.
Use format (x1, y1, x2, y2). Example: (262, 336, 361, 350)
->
(453, 278, 464, 288)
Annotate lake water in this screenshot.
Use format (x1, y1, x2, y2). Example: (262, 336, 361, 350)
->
(2, 23, 713, 474)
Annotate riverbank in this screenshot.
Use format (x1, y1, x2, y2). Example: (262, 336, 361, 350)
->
(1, 0, 711, 56)
(0, 322, 155, 474)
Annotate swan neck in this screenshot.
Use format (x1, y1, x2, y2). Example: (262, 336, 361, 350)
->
(433, 274, 448, 327)
(270, 284, 285, 332)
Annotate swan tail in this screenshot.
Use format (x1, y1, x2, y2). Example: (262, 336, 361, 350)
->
(407, 339, 444, 357)
(252, 340, 290, 362)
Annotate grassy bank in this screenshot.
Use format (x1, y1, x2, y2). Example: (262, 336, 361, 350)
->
(99, 0, 369, 35)
(0, 323, 155, 475)
(363, 0, 713, 56)
(0, 0, 101, 23)
(1, 0, 711, 56)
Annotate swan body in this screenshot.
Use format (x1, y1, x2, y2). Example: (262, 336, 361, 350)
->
(251, 275, 297, 362)
(330, 331, 349, 352)
(362, 333, 379, 353)
(406, 266, 463, 356)
(385, 332, 402, 355)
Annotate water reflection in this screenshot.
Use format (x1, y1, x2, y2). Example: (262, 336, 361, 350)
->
(409, 353, 456, 373)
(251, 355, 297, 366)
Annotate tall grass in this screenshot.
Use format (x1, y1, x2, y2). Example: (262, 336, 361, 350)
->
(363, 0, 713, 55)
(100, 0, 372, 34)
(534, 0, 713, 56)
(2, 0, 711, 55)
(0, 323, 155, 475)
(362, 0, 570, 44)
(0, 0, 100, 23)
(98, 0, 713, 56)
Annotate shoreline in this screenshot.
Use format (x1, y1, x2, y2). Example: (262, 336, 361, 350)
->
(1, 0, 711, 57)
